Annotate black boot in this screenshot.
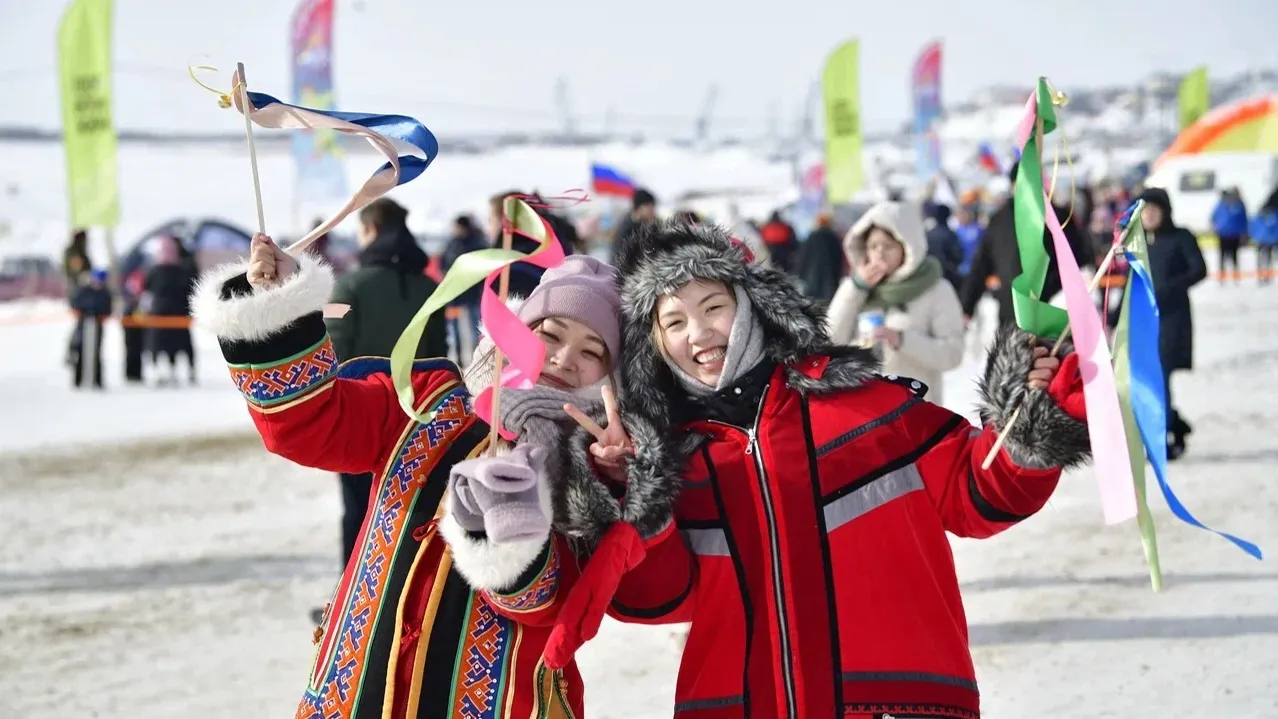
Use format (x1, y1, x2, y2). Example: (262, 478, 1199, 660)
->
(1168, 429, 1186, 461)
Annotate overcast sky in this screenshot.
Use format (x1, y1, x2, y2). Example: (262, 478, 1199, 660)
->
(3, 0, 1277, 138)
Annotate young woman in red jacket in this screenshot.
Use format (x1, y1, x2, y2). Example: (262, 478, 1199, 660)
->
(191, 236, 681, 719)
(589, 222, 1091, 719)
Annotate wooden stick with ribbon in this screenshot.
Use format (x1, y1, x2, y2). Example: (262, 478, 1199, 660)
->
(486, 196, 518, 454)
(234, 63, 267, 235)
(388, 197, 568, 428)
(188, 60, 438, 255)
(979, 78, 1136, 526)
(980, 241, 1120, 469)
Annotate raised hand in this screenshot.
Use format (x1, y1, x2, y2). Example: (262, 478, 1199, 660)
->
(855, 258, 890, 287)
(246, 233, 299, 290)
(563, 384, 633, 483)
(449, 444, 551, 543)
(1043, 352, 1085, 421)
(1026, 346, 1062, 390)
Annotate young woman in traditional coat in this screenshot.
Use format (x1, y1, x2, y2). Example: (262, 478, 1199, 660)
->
(192, 236, 676, 719)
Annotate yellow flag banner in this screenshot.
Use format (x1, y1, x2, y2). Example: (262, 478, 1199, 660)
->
(58, 0, 119, 228)
(822, 39, 862, 204)
(1178, 66, 1209, 131)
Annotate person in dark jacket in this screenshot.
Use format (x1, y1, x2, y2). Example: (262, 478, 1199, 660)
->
(760, 210, 800, 272)
(486, 191, 580, 298)
(62, 229, 91, 301)
(121, 267, 147, 384)
(70, 268, 112, 389)
(954, 204, 984, 280)
(794, 211, 844, 302)
(441, 214, 488, 362)
(1139, 187, 1207, 460)
(62, 229, 93, 367)
(958, 161, 1096, 327)
(326, 197, 449, 567)
(1210, 187, 1248, 284)
(610, 187, 656, 264)
(922, 201, 966, 291)
(142, 235, 198, 386)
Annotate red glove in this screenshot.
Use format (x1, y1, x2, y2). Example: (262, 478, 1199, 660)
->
(1045, 353, 1086, 421)
(542, 522, 646, 670)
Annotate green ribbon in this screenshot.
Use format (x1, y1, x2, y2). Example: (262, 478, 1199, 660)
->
(1010, 79, 1069, 337)
(388, 198, 554, 423)
(1111, 203, 1163, 591)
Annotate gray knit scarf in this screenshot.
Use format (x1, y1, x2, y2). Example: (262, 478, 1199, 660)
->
(664, 284, 767, 396)
(462, 341, 604, 454)
(499, 381, 605, 447)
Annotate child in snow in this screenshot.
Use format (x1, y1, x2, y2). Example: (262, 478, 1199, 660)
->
(70, 268, 112, 389)
(191, 236, 676, 719)
(587, 221, 1091, 719)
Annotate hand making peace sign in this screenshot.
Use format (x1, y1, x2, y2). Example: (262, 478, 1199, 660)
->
(563, 385, 634, 484)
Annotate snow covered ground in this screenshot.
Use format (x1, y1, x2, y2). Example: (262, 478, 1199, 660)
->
(2, 273, 1277, 718)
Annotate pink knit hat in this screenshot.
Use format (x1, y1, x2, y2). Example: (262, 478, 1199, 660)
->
(518, 256, 621, 360)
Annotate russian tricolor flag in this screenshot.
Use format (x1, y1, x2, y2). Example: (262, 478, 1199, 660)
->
(591, 163, 636, 198)
(977, 142, 1001, 174)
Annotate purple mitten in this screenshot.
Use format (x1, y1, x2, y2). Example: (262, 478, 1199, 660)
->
(448, 444, 551, 544)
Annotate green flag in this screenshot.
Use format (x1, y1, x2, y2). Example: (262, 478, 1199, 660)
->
(822, 40, 862, 204)
(1178, 66, 1209, 130)
(58, 0, 119, 228)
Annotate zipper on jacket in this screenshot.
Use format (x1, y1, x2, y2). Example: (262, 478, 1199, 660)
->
(708, 386, 798, 718)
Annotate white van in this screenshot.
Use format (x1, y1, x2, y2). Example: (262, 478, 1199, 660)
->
(1144, 152, 1278, 234)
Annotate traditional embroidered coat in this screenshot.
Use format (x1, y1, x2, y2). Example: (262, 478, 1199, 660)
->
(192, 253, 585, 719)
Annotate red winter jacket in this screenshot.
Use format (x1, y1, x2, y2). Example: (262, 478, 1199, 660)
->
(610, 357, 1068, 719)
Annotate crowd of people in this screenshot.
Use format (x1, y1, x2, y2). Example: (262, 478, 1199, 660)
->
(61, 230, 198, 389)
(53, 163, 1253, 717)
(192, 205, 1088, 719)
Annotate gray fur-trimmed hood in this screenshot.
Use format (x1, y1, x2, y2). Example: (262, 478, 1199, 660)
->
(551, 404, 692, 552)
(612, 220, 879, 434)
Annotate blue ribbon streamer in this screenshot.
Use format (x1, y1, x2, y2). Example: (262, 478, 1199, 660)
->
(1115, 200, 1140, 231)
(1126, 253, 1262, 559)
(247, 91, 439, 185)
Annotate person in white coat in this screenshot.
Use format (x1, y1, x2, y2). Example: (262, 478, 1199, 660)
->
(827, 200, 966, 404)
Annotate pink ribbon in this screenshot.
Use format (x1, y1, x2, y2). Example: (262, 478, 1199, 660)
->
(1016, 96, 1137, 525)
(470, 209, 567, 439)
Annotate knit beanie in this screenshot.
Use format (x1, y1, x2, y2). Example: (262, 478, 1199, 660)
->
(517, 256, 621, 360)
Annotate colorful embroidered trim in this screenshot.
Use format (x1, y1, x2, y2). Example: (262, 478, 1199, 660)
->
(228, 337, 338, 408)
(297, 385, 471, 719)
(449, 597, 513, 719)
(487, 544, 561, 614)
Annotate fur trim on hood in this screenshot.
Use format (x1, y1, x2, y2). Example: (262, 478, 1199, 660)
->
(612, 220, 880, 435)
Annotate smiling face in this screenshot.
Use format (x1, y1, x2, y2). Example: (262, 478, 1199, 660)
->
(654, 280, 737, 387)
(534, 316, 609, 390)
